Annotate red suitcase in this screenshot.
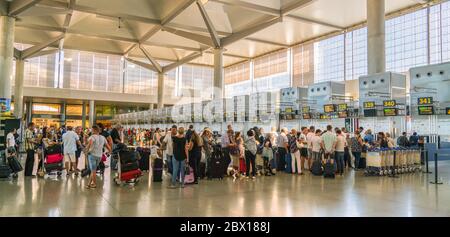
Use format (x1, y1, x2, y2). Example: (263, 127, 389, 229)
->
(120, 169, 142, 182)
(47, 154, 63, 164)
(239, 158, 246, 174)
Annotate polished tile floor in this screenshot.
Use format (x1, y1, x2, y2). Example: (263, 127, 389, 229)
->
(1, 159, 450, 217)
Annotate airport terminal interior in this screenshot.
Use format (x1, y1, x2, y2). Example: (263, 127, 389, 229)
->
(1, 0, 450, 217)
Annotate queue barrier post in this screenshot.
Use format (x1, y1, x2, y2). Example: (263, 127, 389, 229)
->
(423, 149, 432, 174)
(430, 152, 443, 185)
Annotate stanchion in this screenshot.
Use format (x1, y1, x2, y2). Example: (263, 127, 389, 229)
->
(389, 150, 399, 178)
(423, 149, 431, 174)
(430, 153, 443, 185)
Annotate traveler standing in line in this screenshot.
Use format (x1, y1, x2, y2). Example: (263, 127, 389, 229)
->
(244, 129, 258, 179)
(231, 132, 244, 177)
(62, 126, 82, 176)
(345, 133, 353, 168)
(84, 125, 111, 189)
(289, 129, 302, 175)
(163, 125, 177, 174)
(201, 128, 213, 175)
(351, 131, 364, 170)
(364, 129, 374, 145)
(221, 127, 234, 171)
(97, 123, 113, 149)
(335, 129, 347, 176)
(110, 124, 123, 149)
(153, 128, 162, 147)
(276, 128, 289, 171)
(306, 126, 315, 171)
(397, 132, 410, 148)
(386, 133, 395, 148)
(409, 132, 419, 147)
(188, 130, 203, 184)
(169, 127, 189, 189)
(75, 126, 85, 173)
(299, 127, 309, 172)
(262, 139, 274, 176)
(322, 125, 337, 161)
(377, 132, 389, 148)
(311, 129, 324, 162)
(24, 123, 37, 177)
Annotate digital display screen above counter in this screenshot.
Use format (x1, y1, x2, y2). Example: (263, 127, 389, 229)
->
(418, 97, 433, 105)
(447, 108, 450, 115)
(383, 108, 398, 116)
(285, 108, 293, 113)
(302, 113, 311, 119)
(418, 106, 435, 115)
(383, 100, 397, 107)
(324, 104, 336, 113)
(364, 109, 377, 117)
(337, 104, 348, 112)
(320, 114, 331, 119)
(364, 101, 376, 109)
(338, 111, 348, 118)
(302, 106, 310, 113)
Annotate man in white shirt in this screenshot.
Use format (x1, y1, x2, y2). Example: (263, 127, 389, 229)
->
(321, 125, 337, 160)
(6, 128, 16, 150)
(62, 126, 82, 175)
(311, 129, 324, 162)
(163, 125, 177, 174)
(306, 126, 315, 163)
(276, 128, 289, 171)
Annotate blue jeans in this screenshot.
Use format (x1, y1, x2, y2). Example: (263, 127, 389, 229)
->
(166, 155, 173, 174)
(335, 152, 345, 174)
(88, 155, 101, 171)
(353, 152, 361, 169)
(171, 157, 185, 185)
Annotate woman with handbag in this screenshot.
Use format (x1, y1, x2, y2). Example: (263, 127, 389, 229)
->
(188, 131, 203, 184)
(83, 125, 111, 189)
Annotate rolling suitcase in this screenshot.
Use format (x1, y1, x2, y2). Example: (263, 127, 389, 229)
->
(311, 159, 323, 176)
(239, 158, 246, 174)
(44, 162, 64, 172)
(47, 154, 63, 164)
(285, 153, 292, 173)
(120, 169, 142, 182)
(8, 156, 23, 173)
(152, 158, 163, 182)
(323, 160, 335, 179)
(119, 150, 138, 164)
(209, 158, 224, 179)
(184, 165, 195, 184)
(46, 145, 61, 155)
(121, 162, 140, 173)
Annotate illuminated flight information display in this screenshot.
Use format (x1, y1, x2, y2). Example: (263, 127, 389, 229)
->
(418, 106, 435, 115)
(302, 106, 310, 113)
(383, 100, 397, 107)
(418, 97, 433, 105)
(324, 104, 336, 113)
(383, 108, 398, 116)
(447, 108, 450, 115)
(364, 101, 376, 109)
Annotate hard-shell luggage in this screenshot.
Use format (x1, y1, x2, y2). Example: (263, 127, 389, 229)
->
(121, 162, 140, 173)
(44, 162, 64, 172)
(209, 158, 224, 179)
(239, 158, 246, 173)
(153, 158, 163, 182)
(46, 145, 61, 155)
(311, 160, 323, 176)
(8, 156, 23, 173)
(184, 165, 195, 184)
(285, 153, 292, 173)
(119, 150, 138, 164)
(47, 154, 63, 164)
(323, 160, 335, 178)
(0, 164, 11, 179)
(358, 157, 366, 169)
(120, 169, 142, 182)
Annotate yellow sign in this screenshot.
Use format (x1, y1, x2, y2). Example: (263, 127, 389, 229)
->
(285, 108, 293, 113)
(447, 108, 450, 115)
(418, 106, 434, 115)
(364, 101, 375, 109)
(324, 104, 336, 113)
(383, 100, 396, 107)
(338, 104, 348, 112)
(418, 97, 433, 105)
(383, 108, 398, 116)
(302, 106, 310, 113)
(320, 114, 331, 119)
(302, 113, 311, 119)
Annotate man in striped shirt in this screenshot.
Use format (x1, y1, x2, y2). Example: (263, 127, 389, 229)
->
(24, 122, 37, 177)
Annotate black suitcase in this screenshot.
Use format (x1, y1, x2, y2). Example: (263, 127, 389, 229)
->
(152, 158, 163, 182)
(0, 164, 11, 178)
(138, 151, 150, 171)
(8, 156, 23, 173)
(46, 145, 61, 155)
(311, 160, 323, 176)
(208, 158, 224, 179)
(45, 162, 63, 172)
(359, 157, 367, 169)
(323, 160, 335, 179)
(121, 162, 139, 173)
(119, 151, 137, 164)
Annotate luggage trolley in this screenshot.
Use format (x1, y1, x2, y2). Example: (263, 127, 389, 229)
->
(113, 149, 142, 186)
(365, 148, 383, 176)
(44, 145, 64, 177)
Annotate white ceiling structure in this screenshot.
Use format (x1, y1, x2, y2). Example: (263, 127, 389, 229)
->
(8, 0, 433, 69)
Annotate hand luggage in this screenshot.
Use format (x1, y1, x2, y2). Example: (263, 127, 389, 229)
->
(184, 165, 195, 184)
(44, 162, 64, 172)
(119, 150, 137, 164)
(239, 158, 246, 173)
(311, 159, 323, 176)
(47, 154, 63, 164)
(46, 145, 61, 155)
(8, 156, 23, 173)
(97, 161, 105, 174)
(121, 162, 140, 173)
(323, 160, 335, 178)
(152, 158, 163, 182)
(359, 157, 367, 169)
(120, 169, 142, 182)
(0, 160, 11, 178)
(138, 150, 150, 171)
(285, 153, 292, 173)
(209, 158, 224, 179)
